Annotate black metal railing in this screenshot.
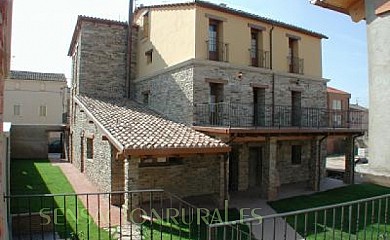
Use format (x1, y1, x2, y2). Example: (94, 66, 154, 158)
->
(249, 49, 270, 69)
(193, 102, 368, 130)
(287, 56, 304, 74)
(207, 193, 390, 240)
(206, 40, 229, 62)
(5, 189, 209, 240)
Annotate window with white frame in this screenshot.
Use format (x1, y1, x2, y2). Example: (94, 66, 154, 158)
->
(332, 100, 342, 110)
(14, 105, 21, 116)
(332, 100, 342, 127)
(39, 105, 47, 117)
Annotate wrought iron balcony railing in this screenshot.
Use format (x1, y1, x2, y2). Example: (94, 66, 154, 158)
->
(193, 102, 368, 130)
(287, 55, 304, 74)
(206, 40, 229, 62)
(249, 48, 270, 69)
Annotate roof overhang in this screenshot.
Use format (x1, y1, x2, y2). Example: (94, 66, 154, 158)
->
(311, 0, 366, 22)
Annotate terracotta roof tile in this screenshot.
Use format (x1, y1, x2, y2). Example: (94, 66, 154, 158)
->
(327, 87, 350, 95)
(9, 70, 66, 82)
(76, 96, 229, 152)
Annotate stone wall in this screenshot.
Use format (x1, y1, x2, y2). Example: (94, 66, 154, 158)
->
(78, 22, 128, 99)
(134, 64, 194, 124)
(135, 155, 222, 198)
(276, 140, 311, 185)
(71, 104, 114, 192)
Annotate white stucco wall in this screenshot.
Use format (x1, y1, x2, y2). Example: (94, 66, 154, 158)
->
(4, 79, 67, 125)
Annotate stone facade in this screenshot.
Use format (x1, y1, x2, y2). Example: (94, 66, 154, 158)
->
(71, 103, 114, 192)
(77, 21, 128, 99)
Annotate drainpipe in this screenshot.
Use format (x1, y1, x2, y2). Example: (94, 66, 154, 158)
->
(126, 0, 134, 99)
(269, 26, 275, 126)
(317, 135, 327, 191)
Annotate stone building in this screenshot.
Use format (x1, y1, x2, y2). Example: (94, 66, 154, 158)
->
(68, 1, 366, 204)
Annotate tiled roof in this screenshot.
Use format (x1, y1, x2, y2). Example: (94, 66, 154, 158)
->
(327, 87, 350, 95)
(75, 96, 229, 154)
(10, 70, 66, 82)
(137, 0, 328, 39)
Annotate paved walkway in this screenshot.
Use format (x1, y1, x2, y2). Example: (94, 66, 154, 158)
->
(50, 157, 124, 228)
(229, 178, 347, 239)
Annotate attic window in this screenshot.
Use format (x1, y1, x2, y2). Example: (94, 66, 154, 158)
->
(145, 49, 153, 64)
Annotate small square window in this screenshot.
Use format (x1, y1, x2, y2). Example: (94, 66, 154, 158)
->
(145, 49, 153, 64)
(86, 138, 93, 159)
(142, 91, 150, 105)
(39, 105, 47, 117)
(291, 145, 302, 165)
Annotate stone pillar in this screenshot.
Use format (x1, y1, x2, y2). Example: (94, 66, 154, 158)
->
(263, 138, 278, 200)
(309, 137, 321, 191)
(123, 157, 141, 222)
(344, 136, 354, 184)
(218, 154, 229, 208)
(365, 0, 390, 172)
(238, 144, 249, 191)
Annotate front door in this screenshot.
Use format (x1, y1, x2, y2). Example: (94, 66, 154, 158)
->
(229, 147, 239, 192)
(248, 147, 263, 188)
(291, 91, 302, 127)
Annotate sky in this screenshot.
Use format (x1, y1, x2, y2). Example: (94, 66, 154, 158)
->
(10, 0, 368, 106)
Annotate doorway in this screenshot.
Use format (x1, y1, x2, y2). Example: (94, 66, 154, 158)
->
(248, 147, 263, 188)
(229, 147, 239, 192)
(80, 136, 85, 173)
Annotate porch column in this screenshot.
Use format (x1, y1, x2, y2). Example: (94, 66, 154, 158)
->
(122, 157, 130, 220)
(344, 136, 354, 184)
(218, 154, 229, 208)
(123, 156, 141, 221)
(309, 137, 322, 191)
(264, 137, 278, 200)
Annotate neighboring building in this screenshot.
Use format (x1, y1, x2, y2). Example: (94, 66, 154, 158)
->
(312, 1, 390, 176)
(4, 70, 68, 125)
(4, 70, 68, 159)
(350, 103, 369, 149)
(326, 87, 351, 155)
(68, 1, 366, 205)
(0, 0, 13, 239)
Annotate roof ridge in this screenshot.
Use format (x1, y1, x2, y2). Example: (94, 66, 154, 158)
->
(137, 0, 327, 39)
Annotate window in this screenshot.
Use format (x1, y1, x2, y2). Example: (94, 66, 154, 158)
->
(291, 145, 302, 165)
(143, 12, 149, 38)
(39, 105, 47, 117)
(208, 19, 221, 61)
(145, 49, 153, 64)
(140, 157, 183, 167)
(332, 100, 342, 110)
(142, 91, 150, 105)
(86, 138, 93, 159)
(288, 38, 300, 73)
(13, 104, 21, 116)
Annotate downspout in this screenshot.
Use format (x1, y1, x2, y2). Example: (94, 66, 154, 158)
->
(269, 26, 275, 126)
(126, 0, 134, 99)
(317, 135, 328, 191)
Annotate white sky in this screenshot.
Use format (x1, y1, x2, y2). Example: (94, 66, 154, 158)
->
(10, 0, 368, 106)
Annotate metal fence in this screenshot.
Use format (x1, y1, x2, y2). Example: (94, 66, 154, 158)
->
(5, 189, 208, 240)
(207, 193, 390, 240)
(194, 103, 369, 130)
(5, 190, 390, 239)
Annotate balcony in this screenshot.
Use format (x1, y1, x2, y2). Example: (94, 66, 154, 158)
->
(287, 55, 304, 74)
(249, 48, 270, 69)
(206, 40, 229, 62)
(193, 102, 368, 130)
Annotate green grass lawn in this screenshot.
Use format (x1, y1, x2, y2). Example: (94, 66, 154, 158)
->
(11, 159, 249, 240)
(10, 159, 111, 239)
(269, 183, 390, 239)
